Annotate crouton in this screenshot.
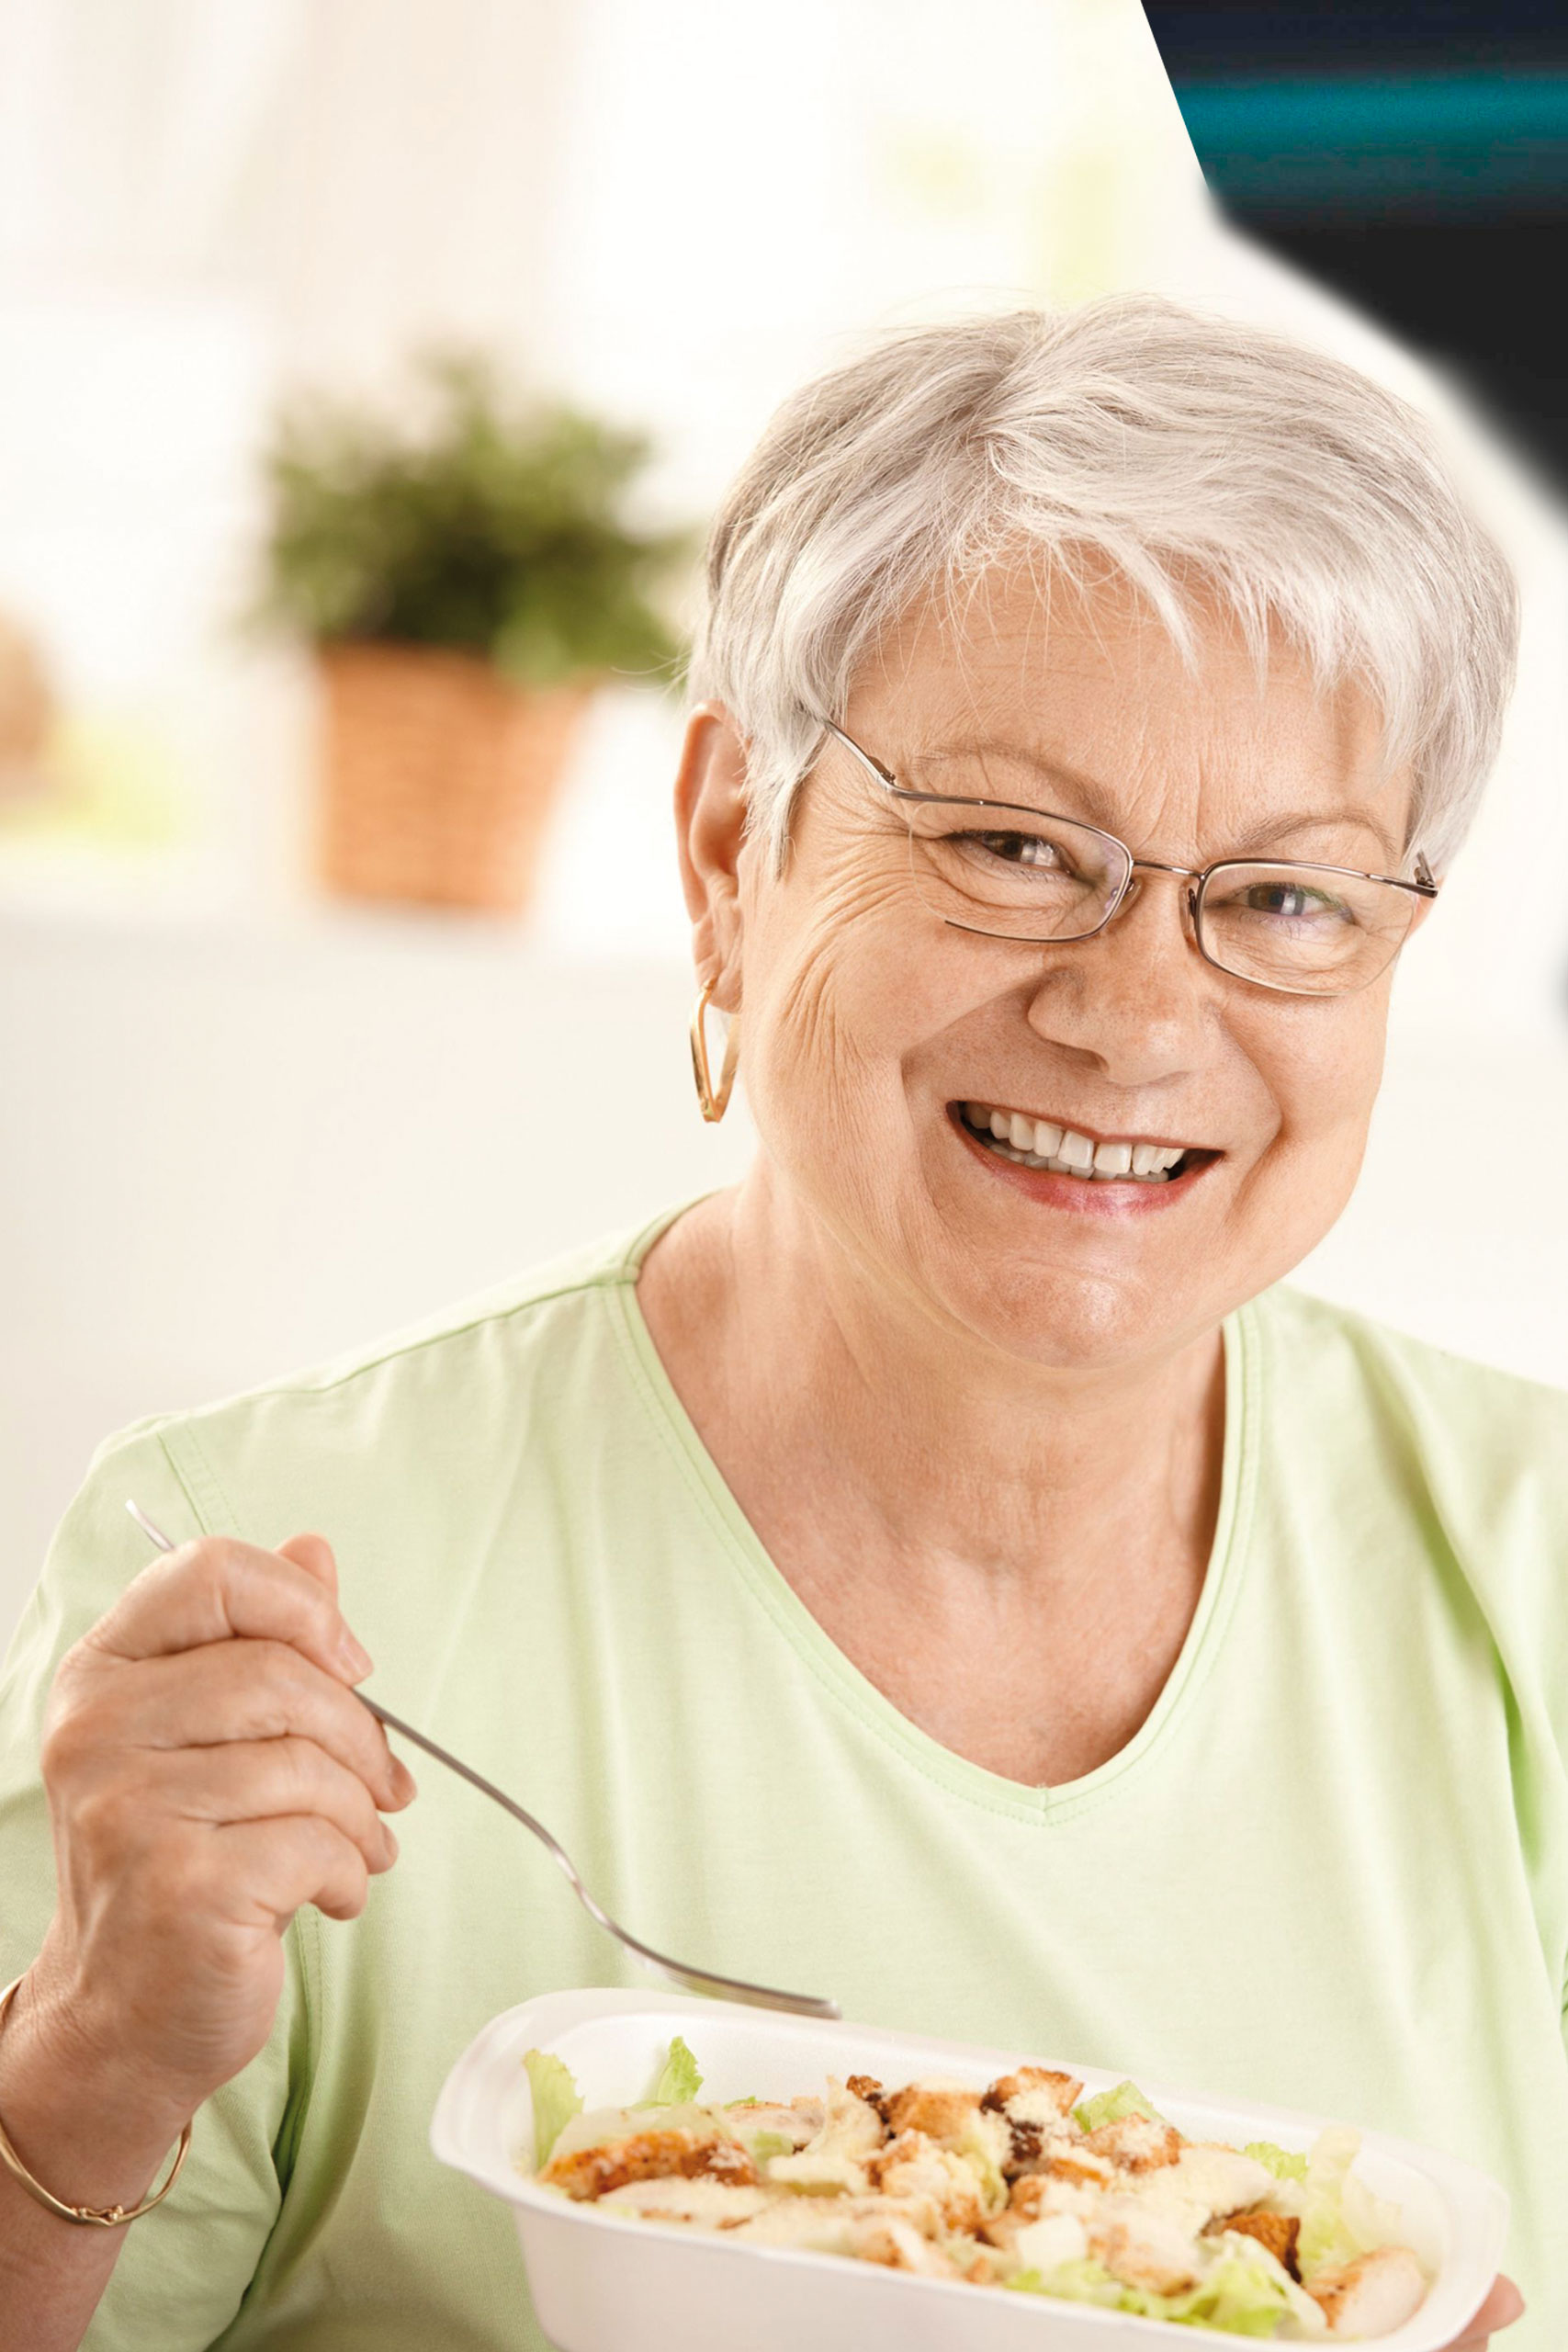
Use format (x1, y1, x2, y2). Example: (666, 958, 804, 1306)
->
(884, 2081, 984, 2145)
(1082, 2113, 1184, 2174)
(543, 2127, 757, 2203)
(1207, 2208, 1302, 2279)
(1008, 2172, 1101, 2224)
(981, 2066, 1083, 2123)
(1309, 2247, 1427, 2335)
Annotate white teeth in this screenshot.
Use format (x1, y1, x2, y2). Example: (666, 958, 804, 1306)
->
(962, 1102, 1201, 1184)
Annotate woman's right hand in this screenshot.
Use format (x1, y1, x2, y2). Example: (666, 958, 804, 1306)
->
(17, 1531, 415, 2143)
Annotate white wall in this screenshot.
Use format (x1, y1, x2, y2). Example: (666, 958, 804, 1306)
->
(0, 905, 755, 1639)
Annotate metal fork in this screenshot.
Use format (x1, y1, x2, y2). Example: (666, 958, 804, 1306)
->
(127, 1501, 839, 2018)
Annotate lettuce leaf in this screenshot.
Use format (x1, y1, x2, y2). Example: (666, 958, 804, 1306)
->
(1006, 2242, 1322, 2338)
(1244, 2140, 1310, 2183)
(1156, 2245, 1316, 2337)
(641, 2035, 703, 2108)
(1006, 2257, 1125, 2307)
(1296, 2125, 1402, 2282)
(523, 2048, 583, 2166)
(1071, 2079, 1165, 2133)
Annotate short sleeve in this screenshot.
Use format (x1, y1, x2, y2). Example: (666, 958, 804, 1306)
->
(0, 1421, 310, 2352)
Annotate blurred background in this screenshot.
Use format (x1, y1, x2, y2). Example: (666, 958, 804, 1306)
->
(2, 0, 1565, 1641)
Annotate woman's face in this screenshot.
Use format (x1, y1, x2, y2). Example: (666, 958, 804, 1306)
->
(693, 568, 1426, 1370)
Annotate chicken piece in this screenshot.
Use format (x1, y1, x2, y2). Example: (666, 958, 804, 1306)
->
(595, 2175, 773, 2226)
(1309, 2247, 1427, 2336)
(766, 2076, 887, 2196)
(982, 2066, 1083, 2126)
(1010, 2210, 1093, 2276)
(724, 2098, 824, 2154)
(864, 2130, 987, 2233)
(1207, 2207, 1302, 2280)
(1021, 2132, 1117, 2188)
(1089, 2197, 1205, 2296)
(847, 2214, 964, 2277)
(844, 2075, 892, 2127)
(981, 2166, 1103, 2249)
(732, 2190, 941, 2251)
(1082, 2113, 1185, 2174)
(1010, 2170, 1106, 2224)
(542, 2126, 757, 2203)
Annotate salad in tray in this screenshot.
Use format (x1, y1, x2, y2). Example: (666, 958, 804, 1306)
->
(522, 2037, 1430, 2340)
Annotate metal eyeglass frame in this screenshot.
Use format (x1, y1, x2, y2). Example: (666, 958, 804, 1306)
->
(820, 719, 1438, 1000)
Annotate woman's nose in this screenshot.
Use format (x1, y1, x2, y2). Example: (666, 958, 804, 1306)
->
(1021, 868, 1216, 1084)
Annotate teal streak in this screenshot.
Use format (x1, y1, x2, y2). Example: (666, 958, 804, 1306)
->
(1174, 70, 1568, 211)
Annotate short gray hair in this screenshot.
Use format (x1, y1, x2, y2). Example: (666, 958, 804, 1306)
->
(689, 296, 1518, 875)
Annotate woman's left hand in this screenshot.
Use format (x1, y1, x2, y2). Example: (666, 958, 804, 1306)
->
(1443, 2277, 1524, 2346)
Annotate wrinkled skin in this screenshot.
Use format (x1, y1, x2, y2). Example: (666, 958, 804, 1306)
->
(703, 571, 1420, 1375)
(650, 567, 1519, 2344)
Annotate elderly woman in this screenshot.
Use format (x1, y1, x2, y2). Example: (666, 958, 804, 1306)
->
(0, 299, 1553, 2351)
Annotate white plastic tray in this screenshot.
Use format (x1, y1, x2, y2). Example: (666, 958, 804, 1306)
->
(431, 1988, 1508, 2352)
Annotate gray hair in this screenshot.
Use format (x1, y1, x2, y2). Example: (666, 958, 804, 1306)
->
(689, 295, 1518, 875)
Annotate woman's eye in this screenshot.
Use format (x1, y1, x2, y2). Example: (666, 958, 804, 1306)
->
(1236, 880, 1350, 923)
(961, 830, 1066, 870)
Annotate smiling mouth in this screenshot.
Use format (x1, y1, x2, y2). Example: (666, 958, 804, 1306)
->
(953, 1101, 1219, 1184)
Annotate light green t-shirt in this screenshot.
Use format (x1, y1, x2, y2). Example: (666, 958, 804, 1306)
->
(2, 1207, 1566, 2349)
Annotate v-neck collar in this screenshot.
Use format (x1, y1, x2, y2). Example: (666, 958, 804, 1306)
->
(604, 1201, 1262, 1828)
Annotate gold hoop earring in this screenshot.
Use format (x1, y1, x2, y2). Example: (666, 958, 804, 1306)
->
(690, 980, 739, 1123)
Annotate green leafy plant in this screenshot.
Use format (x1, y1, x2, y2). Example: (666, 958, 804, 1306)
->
(257, 354, 688, 688)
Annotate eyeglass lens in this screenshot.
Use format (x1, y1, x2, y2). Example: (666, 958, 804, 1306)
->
(900, 799, 1416, 995)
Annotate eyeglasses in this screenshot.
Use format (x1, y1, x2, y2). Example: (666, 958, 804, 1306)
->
(821, 721, 1437, 1000)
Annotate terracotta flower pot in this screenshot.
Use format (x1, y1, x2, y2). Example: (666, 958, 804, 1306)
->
(316, 642, 593, 914)
(0, 606, 55, 803)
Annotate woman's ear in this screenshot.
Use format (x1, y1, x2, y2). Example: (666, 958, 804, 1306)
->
(674, 702, 750, 1009)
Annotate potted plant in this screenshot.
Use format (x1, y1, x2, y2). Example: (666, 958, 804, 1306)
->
(257, 354, 686, 913)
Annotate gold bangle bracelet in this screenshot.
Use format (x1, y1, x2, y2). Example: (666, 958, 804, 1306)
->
(0, 1976, 193, 2226)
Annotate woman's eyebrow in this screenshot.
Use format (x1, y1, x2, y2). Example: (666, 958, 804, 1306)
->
(916, 744, 1400, 865)
(1235, 809, 1401, 864)
(915, 740, 1118, 813)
